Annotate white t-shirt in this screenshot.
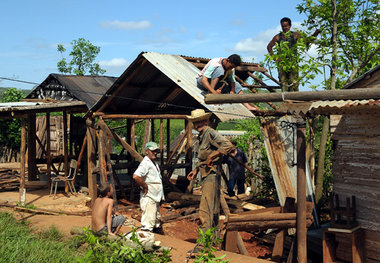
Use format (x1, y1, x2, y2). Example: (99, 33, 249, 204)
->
(134, 156, 165, 202)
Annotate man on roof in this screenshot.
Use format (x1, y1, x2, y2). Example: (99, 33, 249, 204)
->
(196, 54, 259, 111)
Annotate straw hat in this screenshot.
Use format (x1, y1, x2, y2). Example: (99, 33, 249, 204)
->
(186, 109, 212, 122)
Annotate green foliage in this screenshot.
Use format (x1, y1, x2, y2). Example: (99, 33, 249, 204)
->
(57, 38, 106, 76)
(0, 212, 79, 263)
(297, 0, 380, 84)
(193, 228, 229, 263)
(265, 30, 322, 89)
(75, 228, 171, 263)
(0, 88, 25, 148)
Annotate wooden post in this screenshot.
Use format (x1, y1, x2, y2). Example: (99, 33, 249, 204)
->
(160, 119, 164, 166)
(142, 120, 151, 154)
(296, 118, 307, 263)
(63, 111, 69, 192)
(46, 112, 51, 186)
(131, 119, 135, 150)
(19, 118, 26, 205)
(86, 118, 97, 205)
(98, 127, 107, 183)
(151, 119, 155, 142)
(166, 119, 170, 164)
(185, 120, 192, 177)
(27, 113, 37, 181)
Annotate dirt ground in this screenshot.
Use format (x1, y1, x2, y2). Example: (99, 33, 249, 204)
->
(0, 189, 272, 263)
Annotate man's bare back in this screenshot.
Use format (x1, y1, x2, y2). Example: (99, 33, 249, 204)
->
(91, 196, 113, 233)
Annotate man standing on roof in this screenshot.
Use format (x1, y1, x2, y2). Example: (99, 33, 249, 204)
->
(186, 109, 235, 240)
(196, 54, 259, 111)
(133, 142, 164, 233)
(267, 17, 320, 92)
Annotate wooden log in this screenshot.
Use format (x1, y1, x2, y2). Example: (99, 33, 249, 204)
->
(170, 199, 198, 208)
(227, 219, 313, 232)
(205, 87, 380, 104)
(229, 212, 313, 222)
(86, 118, 97, 203)
(167, 192, 265, 210)
(63, 111, 69, 192)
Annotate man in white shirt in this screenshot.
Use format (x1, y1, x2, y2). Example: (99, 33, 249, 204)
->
(133, 141, 164, 232)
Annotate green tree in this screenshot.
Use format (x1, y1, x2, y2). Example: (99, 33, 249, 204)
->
(297, 0, 380, 206)
(57, 38, 106, 76)
(0, 88, 25, 148)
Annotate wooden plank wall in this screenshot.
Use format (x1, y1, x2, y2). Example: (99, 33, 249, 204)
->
(331, 114, 380, 262)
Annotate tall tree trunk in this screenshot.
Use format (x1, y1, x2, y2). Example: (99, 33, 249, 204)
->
(315, 116, 329, 205)
(315, 0, 338, 207)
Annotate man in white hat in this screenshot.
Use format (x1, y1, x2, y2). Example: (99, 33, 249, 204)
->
(133, 141, 164, 232)
(187, 109, 235, 239)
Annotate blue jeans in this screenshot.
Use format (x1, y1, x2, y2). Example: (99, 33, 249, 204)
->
(227, 178, 245, 196)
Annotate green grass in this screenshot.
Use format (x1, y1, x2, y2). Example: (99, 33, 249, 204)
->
(0, 212, 80, 263)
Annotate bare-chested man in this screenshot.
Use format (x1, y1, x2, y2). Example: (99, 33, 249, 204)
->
(91, 182, 125, 236)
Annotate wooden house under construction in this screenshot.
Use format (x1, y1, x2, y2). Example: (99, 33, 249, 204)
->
(84, 51, 277, 201)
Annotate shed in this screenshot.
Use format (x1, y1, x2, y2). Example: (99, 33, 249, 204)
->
(280, 65, 380, 262)
(26, 74, 117, 109)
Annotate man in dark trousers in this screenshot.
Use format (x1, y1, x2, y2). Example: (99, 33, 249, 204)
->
(223, 140, 248, 197)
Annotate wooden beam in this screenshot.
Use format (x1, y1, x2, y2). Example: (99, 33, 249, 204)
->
(248, 72, 276, 93)
(205, 87, 380, 104)
(94, 113, 187, 119)
(166, 119, 170, 166)
(235, 75, 278, 110)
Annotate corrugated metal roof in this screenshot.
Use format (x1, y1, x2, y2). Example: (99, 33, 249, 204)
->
(0, 101, 87, 118)
(26, 74, 117, 109)
(280, 99, 380, 115)
(90, 52, 255, 122)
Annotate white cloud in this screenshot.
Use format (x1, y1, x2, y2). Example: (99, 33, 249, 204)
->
(233, 22, 307, 56)
(99, 58, 129, 67)
(100, 20, 152, 30)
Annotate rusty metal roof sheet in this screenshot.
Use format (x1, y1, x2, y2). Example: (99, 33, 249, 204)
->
(90, 52, 254, 122)
(343, 64, 380, 90)
(26, 74, 117, 109)
(280, 99, 380, 115)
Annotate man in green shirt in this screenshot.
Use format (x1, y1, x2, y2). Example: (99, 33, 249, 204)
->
(187, 109, 235, 238)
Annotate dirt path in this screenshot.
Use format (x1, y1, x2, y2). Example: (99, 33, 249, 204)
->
(0, 189, 272, 262)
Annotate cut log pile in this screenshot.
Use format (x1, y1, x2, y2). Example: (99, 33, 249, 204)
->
(0, 168, 20, 190)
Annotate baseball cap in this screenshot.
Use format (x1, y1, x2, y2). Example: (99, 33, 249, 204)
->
(145, 141, 159, 151)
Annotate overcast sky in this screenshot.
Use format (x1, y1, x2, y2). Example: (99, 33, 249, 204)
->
(1, 0, 312, 90)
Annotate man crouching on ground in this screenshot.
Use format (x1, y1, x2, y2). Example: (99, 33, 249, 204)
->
(187, 109, 235, 239)
(133, 141, 164, 233)
(91, 182, 125, 236)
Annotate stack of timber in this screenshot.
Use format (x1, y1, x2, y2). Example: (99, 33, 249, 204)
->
(0, 168, 20, 190)
(226, 202, 314, 232)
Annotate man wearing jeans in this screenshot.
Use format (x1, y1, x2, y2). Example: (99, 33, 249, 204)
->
(133, 141, 164, 232)
(223, 140, 248, 197)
